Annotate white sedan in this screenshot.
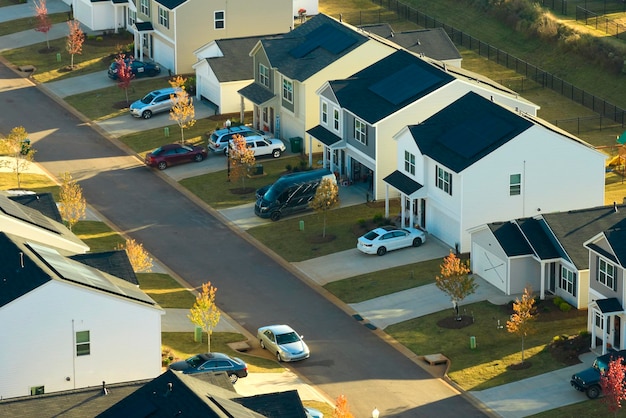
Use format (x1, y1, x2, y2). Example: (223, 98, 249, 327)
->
(357, 226, 426, 256)
(257, 324, 310, 362)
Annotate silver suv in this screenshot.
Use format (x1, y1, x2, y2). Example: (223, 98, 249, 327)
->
(225, 135, 286, 159)
(208, 126, 273, 154)
(129, 87, 179, 119)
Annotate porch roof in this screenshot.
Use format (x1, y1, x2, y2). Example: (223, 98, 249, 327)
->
(306, 125, 342, 147)
(383, 170, 423, 196)
(134, 22, 154, 32)
(238, 83, 275, 106)
(597, 298, 623, 314)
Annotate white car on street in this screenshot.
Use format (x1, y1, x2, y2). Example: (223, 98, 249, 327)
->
(357, 226, 426, 256)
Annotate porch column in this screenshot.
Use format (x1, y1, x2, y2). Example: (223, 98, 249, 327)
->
(539, 261, 545, 300)
(590, 309, 597, 349)
(602, 313, 610, 354)
(308, 136, 313, 167)
(239, 96, 244, 122)
(384, 184, 389, 218)
(322, 146, 328, 168)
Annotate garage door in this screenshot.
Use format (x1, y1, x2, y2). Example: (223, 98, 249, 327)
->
(472, 243, 507, 293)
(153, 38, 174, 74)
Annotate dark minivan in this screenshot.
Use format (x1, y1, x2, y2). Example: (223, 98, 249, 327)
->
(254, 169, 336, 221)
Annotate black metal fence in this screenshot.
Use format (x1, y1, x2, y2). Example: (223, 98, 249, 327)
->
(336, 0, 626, 127)
(576, 6, 626, 39)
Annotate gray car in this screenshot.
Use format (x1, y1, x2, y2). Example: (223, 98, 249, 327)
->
(257, 324, 310, 362)
(129, 87, 179, 119)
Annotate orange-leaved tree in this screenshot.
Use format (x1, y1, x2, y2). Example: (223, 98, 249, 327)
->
(506, 285, 537, 364)
(115, 54, 135, 104)
(309, 177, 339, 237)
(332, 394, 354, 418)
(600, 357, 626, 417)
(66, 20, 84, 69)
(58, 171, 86, 231)
(34, 0, 52, 50)
(228, 134, 255, 190)
(115, 238, 153, 273)
(169, 76, 196, 144)
(435, 251, 476, 320)
(188, 282, 221, 353)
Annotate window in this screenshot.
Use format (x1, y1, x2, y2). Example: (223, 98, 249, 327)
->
(595, 311, 604, 329)
(30, 386, 44, 396)
(158, 7, 169, 28)
(436, 166, 452, 195)
(259, 64, 269, 88)
(560, 266, 576, 296)
(140, 0, 150, 16)
(128, 9, 136, 26)
(510, 173, 521, 195)
(333, 109, 339, 131)
(76, 330, 90, 356)
(214, 11, 225, 29)
(262, 107, 268, 123)
(404, 151, 415, 175)
(354, 118, 367, 145)
(598, 258, 616, 291)
(282, 78, 293, 103)
(321, 102, 328, 125)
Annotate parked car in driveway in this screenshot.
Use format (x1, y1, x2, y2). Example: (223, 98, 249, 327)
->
(357, 226, 426, 256)
(144, 143, 207, 170)
(107, 59, 161, 80)
(257, 324, 310, 362)
(207, 125, 273, 154)
(571, 349, 626, 398)
(129, 87, 178, 119)
(225, 135, 286, 158)
(169, 352, 248, 384)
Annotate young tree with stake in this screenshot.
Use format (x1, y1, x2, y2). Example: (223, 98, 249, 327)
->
(58, 171, 86, 231)
(188, 282, 221, 353)
(600, 357, 626, 417)
(309, 177, 339, 237)
(0, 126, 36, 190)
(228, 134, 255, 191)
(66, 20, 84, 70)
(506, 286, 537, 364)
(435, 251, 476, 320)
(34, 0, 52, 50)
(169, 76, 196, 144)
(115, 54, 135, 104)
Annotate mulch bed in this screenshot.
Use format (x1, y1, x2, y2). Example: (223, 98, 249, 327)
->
(437, 315, 474, 329)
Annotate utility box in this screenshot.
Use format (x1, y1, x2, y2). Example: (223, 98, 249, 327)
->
(194, 326, 202, 343)
(289, 137, 302, 153)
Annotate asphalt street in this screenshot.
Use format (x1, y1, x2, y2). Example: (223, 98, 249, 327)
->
(0, 61, 489, 417)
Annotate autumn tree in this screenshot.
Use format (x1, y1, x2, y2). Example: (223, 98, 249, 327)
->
(58, 171, 86, 231)
(506, 286, 537, 364)
(228, 134, 255, 191)
(600, 357, 626, 417)
(115, 54, 135, 104)
(332, 394, 354, 418)
(115, 238, 153, 273)
(34, 0, 52, 50)
(66, 20, 85, 69)
(188, 282, 221, 352)
(0, 126, 36, 190)
(169, 76, 196, 144)
(309, 177, 339, 237)
(435, 251, 476, 320)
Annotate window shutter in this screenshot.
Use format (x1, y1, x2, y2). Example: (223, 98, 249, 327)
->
(596, 256, 599, 282)
(573, 272, 577, 297)
(449, 175, 452, 195)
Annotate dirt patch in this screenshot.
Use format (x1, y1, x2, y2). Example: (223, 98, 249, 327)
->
(437, 315, 474, 329)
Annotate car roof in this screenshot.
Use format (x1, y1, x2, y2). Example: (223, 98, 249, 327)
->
(198, 352, 231, 361)
(149, 87, 177, 95)
(214, 125, 253, 136)
(260, 324, 296, 334)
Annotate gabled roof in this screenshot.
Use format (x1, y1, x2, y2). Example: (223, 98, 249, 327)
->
(516, 218, 563, 260)
(383, 170, 423, 195)
(70, 250, 138, 285)
(235, 390, 308, 418)
(604, 228, 626, 266)
(488, 222, 533, 257)
(207, 35, 282, 83)
(360, 24, 461, 61)
(260, 13, 368, 81)
(0, 232, 156, 309)
(329, 49, 455, 124)
(407, 91, 533, 172)
(154, 0, 186, 9)
(99, 370, 264, 417)
(306, 125, 342, 146)
(7, 192, 63, 223)
(238, 82, 276, 106)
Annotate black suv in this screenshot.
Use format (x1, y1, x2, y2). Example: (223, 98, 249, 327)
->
(570, 349, 626, 398)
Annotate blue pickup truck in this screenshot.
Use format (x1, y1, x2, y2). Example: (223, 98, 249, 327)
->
(570, 350, 626, 399)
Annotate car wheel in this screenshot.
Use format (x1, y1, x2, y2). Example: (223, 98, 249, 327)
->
(194, 153, 204, 162)
(412, 237, 423, 247)
(376, 246, 387, 256)
(157, 161, 167, 170)
(586, 385, 601, 399)
(229, 373, 238, 384)
(270, 211, 281, 221)
(272, 149, 281, 158)
(142, 110, 152, 119)
(276, 352, 283, 362)
(260, 339, 265, 349)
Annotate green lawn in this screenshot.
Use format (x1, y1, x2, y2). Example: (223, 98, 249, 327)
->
(136, 273, 197, 308)
(0, 12, 69, 37)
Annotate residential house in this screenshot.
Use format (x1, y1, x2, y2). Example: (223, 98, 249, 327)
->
(389, 91, 604, 254)
(192, 35, 284, 115)
(238, 13, 397, 155)
(307, 49, 539, 203)
(359, 24, 462, 67)
(69, 0, 128, 33)
(470, 203, 626, 354)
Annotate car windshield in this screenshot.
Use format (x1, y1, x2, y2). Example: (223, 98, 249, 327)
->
(276, 331, 300, 345)
(141, 92, 157, 104)
(263, 186, 279, 203)
(363, 231, 380, 240)
(185, 355, 204, 368)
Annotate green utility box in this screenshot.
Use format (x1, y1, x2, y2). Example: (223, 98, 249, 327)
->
(289, 137, 303, 153)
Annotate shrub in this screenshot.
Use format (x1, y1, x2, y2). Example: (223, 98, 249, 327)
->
(553, 296, 564, 307)
(559, 302, 572, 312)
(373, 213, 384, 223)
(285, 164, 292, 172)
(96, 36, 104, 42)
(357, 218, 366, 225)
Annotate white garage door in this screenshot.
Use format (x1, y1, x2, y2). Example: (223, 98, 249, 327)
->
(153, 39, 174, 75)
(472, 243, 507, 293)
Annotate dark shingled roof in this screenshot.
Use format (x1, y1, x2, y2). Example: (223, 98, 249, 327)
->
(235, 390, 307, 418)
(70, 250, 138, 285)
(383, 170, 423, 195)
(154, 0, 186, 9)
(208, 35, 283, 82)
(542, 204, 626, 270)
(260, 13, 368, 81)
(306, 125, 342, 146)
(360, 24, 461, 61)
(8, 192, 63, 223)
(238, 82, 276, 106)
(597, 297, 623, 313)
(516, 217, 563, 260)
(135, 22, 154, 31)
(408, 91, 533, 173)
(604, 228, 626, 266)
(329, 49, 455, 124)
(488, 222, 533, 257)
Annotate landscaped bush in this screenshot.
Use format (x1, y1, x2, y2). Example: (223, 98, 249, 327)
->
(559, 301, 572, 312)
(553, 296, 564, 307)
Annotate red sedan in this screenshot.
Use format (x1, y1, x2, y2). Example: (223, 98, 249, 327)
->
(145, 143, 207, 170)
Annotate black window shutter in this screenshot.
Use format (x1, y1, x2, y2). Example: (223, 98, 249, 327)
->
(573, 273, 577, 297)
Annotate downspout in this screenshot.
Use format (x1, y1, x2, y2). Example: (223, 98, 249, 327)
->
(71, 319, 76, 389)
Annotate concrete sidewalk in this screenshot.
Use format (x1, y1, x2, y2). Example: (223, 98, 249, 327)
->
(0, 0, 70, 23)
